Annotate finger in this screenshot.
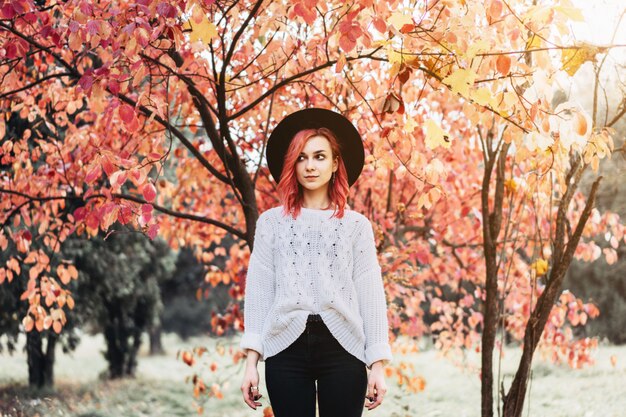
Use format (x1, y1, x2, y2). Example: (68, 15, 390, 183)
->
(366, 392, 383, 410)
(242, 385, 261, 409)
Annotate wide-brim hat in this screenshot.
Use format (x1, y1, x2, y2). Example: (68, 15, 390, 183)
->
(266, 108, 365, 186)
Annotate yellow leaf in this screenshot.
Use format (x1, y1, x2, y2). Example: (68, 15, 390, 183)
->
(526, 34, 542, 51)
(423, 119, 451, 150)
(404, 117, 418, 134)
(442, 68, 477, 98)
(184, 17, 218, 44)
(531, 259, 548, 276)
(561, 44, 599, 76)
(470, 87, 495, 108)
(554, 5, 584, 22)
(465, 39, 490, 60)
(387, 12, 413, 31)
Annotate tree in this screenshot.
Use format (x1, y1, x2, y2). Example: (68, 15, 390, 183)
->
(1, 0, 625, 414)
(0, 235, 80, 388)
(63, 229, 176, 378)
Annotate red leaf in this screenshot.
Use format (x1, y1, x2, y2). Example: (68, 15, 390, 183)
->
(85, 212, 99, 230)
(398, 67, 411, 85)
(373, 17, 387, 34)
(399, 23, 414, 34)
(157, 2, 176, 18)
(74, 206, 87, 221)
(142, 182, 156, 202)
(118, 205, 133, 225)
(85, 165, 101, 184)
(0, 4, 16, 19)
(147, 223, 159, 240)
(79, 73, 94, 92)
(119, 104, 135, 124)
(102, 158, 116, 177)
(339, 34, 356, 53)
(382, 92, 402, 114)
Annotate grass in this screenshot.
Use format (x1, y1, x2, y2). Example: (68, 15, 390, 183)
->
(1, 332, 625, 417)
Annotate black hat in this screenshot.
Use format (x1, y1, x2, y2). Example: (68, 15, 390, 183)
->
(266, 108, 365, 186)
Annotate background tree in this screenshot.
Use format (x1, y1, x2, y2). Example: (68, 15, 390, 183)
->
(63, 229, 176, 378)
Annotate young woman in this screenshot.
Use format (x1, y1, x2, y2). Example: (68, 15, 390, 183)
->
(239, 108, 393, 417)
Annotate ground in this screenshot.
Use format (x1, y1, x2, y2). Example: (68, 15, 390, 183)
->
(0, 333, 624, 417)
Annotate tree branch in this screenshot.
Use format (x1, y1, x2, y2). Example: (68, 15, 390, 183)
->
(0, 188, 246, 240)
(228, 47, 384, 120)
(0, 72, 74, 99)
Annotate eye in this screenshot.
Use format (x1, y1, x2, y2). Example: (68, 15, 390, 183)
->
(316, 154, 325, 160)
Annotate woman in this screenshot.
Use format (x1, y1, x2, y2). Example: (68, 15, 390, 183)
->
(239, 108, 393, 417)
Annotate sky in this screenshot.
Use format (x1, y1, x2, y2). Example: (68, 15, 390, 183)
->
(571, 0, 626, 46)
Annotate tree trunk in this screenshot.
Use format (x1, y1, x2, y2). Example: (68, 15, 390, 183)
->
(149, 324, 165, 355)
(26, 331, 56, 388)
(104, 308, 129, 379)
(479, 136, 510, 417)
(501, 176, 601, 417)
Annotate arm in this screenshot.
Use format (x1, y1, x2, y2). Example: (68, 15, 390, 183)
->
(352, 217, 393, 369)
(239, 211, 275, 361)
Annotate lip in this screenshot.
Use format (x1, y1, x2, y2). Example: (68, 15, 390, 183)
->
(304, 175, 318, 179)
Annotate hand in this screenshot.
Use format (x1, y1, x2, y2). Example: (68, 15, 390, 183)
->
(240, 364, 263, 410)
(364, 362, 387, 411)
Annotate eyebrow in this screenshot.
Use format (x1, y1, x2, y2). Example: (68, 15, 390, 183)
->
(299, 150, 327, 155)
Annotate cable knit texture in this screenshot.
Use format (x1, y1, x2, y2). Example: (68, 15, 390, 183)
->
(239, 205, 393, 369)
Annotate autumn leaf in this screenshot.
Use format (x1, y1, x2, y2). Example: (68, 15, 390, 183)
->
(442, 68, 477, 98)
(561, 44, 600, 76)
(423, 119, 450, 150)
(372, 16, 387, 34)
(495, 55, 511, 76)
(382, 92, 404, 114)
(23, 315, 34, 332)
(531, 259, 548, 276)
(183, 10, 218, 44)
(387, 12, 414, 33)
(142, 182, 157, 202)
(118, 104, 140, 132)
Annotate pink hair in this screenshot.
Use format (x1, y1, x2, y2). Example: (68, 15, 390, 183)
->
(276, 127, 350, 219)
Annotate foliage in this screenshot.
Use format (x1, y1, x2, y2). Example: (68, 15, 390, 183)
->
(1, 0, 625, 415)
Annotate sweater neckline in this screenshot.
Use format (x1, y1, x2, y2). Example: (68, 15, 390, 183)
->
(278, 205, 346, 220)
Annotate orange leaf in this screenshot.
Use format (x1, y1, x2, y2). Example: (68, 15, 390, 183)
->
(23, 316, 34, 332)
(496, 55, 511, 76)
(68, 264, 78, 280)
(372, 16, 387, 34)
(53, 320, 63, 334)
(57, 265, 71, 285)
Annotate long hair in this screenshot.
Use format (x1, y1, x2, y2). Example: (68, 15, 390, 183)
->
(276, 127, 350, 219)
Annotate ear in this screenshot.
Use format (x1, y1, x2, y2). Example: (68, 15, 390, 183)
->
(333, 156, 339, 172)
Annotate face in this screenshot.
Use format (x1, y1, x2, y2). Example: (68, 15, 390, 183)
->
(295, 135, 338, 193)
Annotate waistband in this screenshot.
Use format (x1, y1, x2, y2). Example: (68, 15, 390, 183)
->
(307, 313, 323, 323)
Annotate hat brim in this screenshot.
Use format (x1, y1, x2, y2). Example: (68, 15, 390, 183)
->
(266, 108, 364, 186)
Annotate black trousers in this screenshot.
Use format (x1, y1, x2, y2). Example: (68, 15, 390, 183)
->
(265, 314, 368, 417)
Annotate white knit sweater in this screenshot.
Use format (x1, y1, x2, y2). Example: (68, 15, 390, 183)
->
(239, 205, 393, 369)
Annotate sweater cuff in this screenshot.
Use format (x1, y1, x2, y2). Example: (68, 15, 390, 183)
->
(365, 343, 393, 369)
(240, 332, 264, 357)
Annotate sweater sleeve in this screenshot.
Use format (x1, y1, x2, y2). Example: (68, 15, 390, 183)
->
(239, 211, 275, 358)
(352, 217, 393, 369)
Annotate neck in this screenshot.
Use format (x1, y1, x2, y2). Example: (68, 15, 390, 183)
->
(301, 188, 332, 210)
